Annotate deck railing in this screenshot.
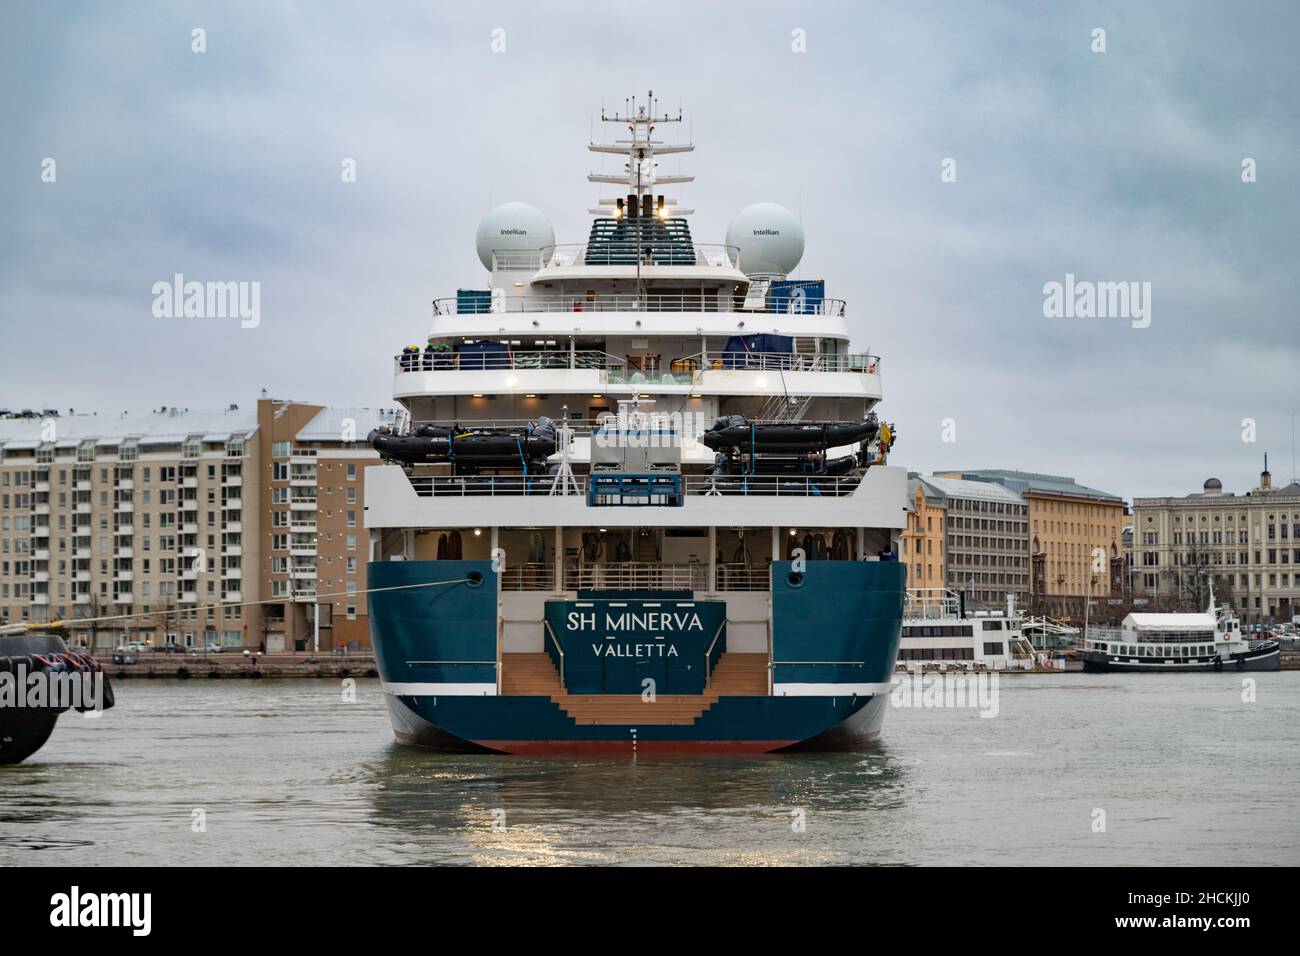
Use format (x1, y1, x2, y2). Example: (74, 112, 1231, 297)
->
(409, 475, 587, 497)
(686, 475, 861, 497)
(432, 293, 847, 317)
(563, 563, 709, 592)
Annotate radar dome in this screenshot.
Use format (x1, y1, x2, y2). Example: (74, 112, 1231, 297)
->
(725, 203, 805, 276)
(475, 202, 554, 271)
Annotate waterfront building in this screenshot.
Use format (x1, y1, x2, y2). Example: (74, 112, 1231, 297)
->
(1132, 462, 1300, 625)
(0, 397, 394, 652)
(915, 475, 1029, 607)
(902, 474, 946, 591)
(937, 469, 1126, 620)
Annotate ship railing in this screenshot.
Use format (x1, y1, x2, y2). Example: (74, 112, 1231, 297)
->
(408, 475, 588, 497)
(543, 620, 565, 686)
(677, 351, 879, 373)
(432, 293, 848, 317)
(686, 475, 861, 498)
(713, 563, 770, 591)
(394, 349, 626, 373)
(904, 588, 962, 619)
(538, 243, 742, 270)
(563, 562, 709, 592)
(500, 563, 557, 591)
(703, 620, 727, 690)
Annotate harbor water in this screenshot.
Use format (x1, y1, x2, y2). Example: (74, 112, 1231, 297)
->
(2, 674, 1297, 866)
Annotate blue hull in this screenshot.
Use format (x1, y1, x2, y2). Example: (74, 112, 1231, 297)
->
(368, 559, 903, 754)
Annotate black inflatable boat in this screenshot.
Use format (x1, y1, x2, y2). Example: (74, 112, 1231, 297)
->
(370, 417, 562, 469)
(700, 414, 879, 453)
(0, 627, 115, 764)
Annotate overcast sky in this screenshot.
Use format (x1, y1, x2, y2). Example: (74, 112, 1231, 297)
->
(2, 0, 1297, 500)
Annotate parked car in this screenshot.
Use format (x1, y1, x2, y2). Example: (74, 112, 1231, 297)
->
(150, 643, 187, 654)
(188, 642, 224, 654)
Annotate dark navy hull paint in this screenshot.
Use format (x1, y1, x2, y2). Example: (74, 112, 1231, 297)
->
(1082, 643, 1280, 673)
(368, 558, 903, 754)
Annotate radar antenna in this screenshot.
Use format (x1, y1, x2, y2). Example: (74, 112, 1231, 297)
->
(588, 90, 695, 299)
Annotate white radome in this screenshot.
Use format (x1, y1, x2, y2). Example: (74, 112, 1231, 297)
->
(475, 202, 555, 270)
(725, 203, 805, 277)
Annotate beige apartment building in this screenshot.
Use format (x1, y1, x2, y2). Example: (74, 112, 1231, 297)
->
(1133, 465, 1300, 625)
(901, 475, 946, 591)
(916, 475, 1030, 608)
(0, 397, 394, 652)
(938, 469, 1127, 620)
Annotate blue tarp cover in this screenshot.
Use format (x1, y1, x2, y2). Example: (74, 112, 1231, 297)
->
(455, 340, 511, 369)
(721, 333, 793, 368)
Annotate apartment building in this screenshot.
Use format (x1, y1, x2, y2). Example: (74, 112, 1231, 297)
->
(901, 474, 946, 591)
(0, 397, 394, 652)
(938, 469, 1127, 619)
(915, 475, 1029, 607)
(1133, 464, 1300, 625)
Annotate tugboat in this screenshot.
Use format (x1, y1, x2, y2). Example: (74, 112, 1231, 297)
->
(1081, 590, 1280, 672)
(0, 622, 115, 764)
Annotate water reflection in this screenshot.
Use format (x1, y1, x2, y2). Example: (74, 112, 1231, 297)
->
(362, 745, 909, 865)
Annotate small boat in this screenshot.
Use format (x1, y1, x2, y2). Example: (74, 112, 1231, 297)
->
(1081, 591, 1280, 673)
(370, 417, 562, 469)
(1, 624, 115, 764)
(700, 414, 879, 453)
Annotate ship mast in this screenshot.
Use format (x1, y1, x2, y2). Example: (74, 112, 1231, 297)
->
(588, 90, 694, 298)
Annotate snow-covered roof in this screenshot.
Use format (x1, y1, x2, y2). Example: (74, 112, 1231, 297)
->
(921, 475, 1027, 505)
(295, 406, 399, 442)
(0, 408, 257, 450)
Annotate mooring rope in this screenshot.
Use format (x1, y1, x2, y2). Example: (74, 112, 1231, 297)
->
(28, 576, 475, 629)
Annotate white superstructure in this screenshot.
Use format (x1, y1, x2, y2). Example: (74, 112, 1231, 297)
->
(366, 93, 908, 663)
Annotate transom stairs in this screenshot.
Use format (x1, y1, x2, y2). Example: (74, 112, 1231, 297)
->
(501, 652, 769, 726)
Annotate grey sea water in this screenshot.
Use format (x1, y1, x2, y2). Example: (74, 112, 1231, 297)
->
(2, 673, 1297, 865)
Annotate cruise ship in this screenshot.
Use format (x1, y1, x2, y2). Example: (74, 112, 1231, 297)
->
(364, 94, 909, 753)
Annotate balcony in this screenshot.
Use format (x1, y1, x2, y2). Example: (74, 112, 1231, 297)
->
(116, 570, 134, 582)
(114, 501, 134, 513)
(225, 521, 242, 533)
(75, 480, 91, 491)
(290, 519, 317, 532)
(224, 544, 242, 556)
(33, 571, 50, 583)
(182, 476, 198, 488)
(222, 567, 241, 580)
(116, 547, 133, 558)
(75, 502, 92, 513)
(222, 590, 243, 603)
(34, 548, 49, 561)
(113, 592, 133, 604)
(289, 500, 317, 511)
(32, 594, 49, 605)
(75, 547, 91, 559)
(182, 522, 198, 535)
(32, 525, 50, 538)
(222, 474, 242, 487)
(222, 497, 243, 510)
(75, 570, 91, 582)
(35, 481, 50, 493)
(180, 591, 197, 603)
(34, 503, 50, 515)
(290, 544, 317, 557)
(117, 479, 134, 491)
(74, 594, 91, 605)
(290, 566, 318, 579)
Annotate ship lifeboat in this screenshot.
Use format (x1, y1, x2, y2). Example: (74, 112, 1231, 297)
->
(369, 417, 561, 468)
(699, 413, 879, 454)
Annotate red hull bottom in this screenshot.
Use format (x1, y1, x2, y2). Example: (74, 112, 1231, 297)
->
(473, 739, 800, 755)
